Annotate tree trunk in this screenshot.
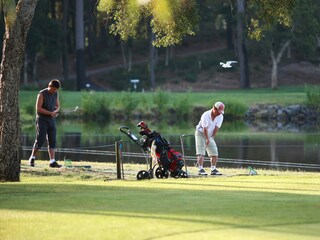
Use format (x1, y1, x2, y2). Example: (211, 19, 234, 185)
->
(149, 31, 156, 89)
(169, 46, 173, 59)
(165, 46, 174, 67)
(23, 53, 28, 86)
(236, 0, 250, 89)
(165, 47, 169, 66)
(128, 49, 132, 72)
(0, 0, 38, 182)
(33, 52, 39, 86)
(226, 7, 234, 50)
(76, 0, 86, 90)
(120, 41, 127, 69)
(270, 50, 278, 89)
(62, 0, 69, 82)
(270, 40, 291, 90)
(50, 0, 57, 19)
(87, 0, 96, 61)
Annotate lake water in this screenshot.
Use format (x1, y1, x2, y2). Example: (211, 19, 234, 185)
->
(22, 120, 320, 171)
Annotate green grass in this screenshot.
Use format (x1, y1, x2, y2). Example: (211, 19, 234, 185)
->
(1, 161, 320, 240)
(19, 85, 309, 110)
(185, 86, 309, 107)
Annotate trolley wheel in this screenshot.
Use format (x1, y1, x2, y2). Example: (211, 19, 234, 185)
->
(136, 170, 150, 180)
(155, 167, 169, 179)
(172, 169, 189, 178)
(148, 169, 154, 179)
(179, 170, 189, 178)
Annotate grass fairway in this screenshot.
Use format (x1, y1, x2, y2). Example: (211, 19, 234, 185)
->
(1, 162, 320, 240)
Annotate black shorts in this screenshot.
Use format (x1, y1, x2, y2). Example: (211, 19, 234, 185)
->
(33, 116, 57, 149)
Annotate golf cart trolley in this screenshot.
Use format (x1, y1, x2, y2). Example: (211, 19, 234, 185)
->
(119, 121, 188, 180)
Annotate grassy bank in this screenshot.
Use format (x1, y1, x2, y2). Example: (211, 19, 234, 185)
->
(1, 161, 320, 240)
(19, 85, 309, 109)
(20, 85, 317, 123)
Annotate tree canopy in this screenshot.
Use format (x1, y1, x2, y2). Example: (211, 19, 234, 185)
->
(246, 0, 296, 40)
(98, 0, 297, 45)
(97, 0, 199, 47)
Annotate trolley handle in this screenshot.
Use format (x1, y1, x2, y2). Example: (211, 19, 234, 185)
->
(119, 126, 139, 141)
(119, 126, 130, 134)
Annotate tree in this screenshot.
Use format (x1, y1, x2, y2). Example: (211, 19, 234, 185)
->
(252, 0, 319, 89)
(246, 0, 296, 40)
(270, 38, 291, 89)
(97, 0, 199, 89)
(0, 0, 38, 181)
(25, 1, 62, 85)
(231, 0, 296, 89)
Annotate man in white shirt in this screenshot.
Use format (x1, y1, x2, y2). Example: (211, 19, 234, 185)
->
(195, 101, 225, 175)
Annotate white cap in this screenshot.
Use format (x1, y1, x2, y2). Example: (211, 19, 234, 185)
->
(214, 101, 225, 114)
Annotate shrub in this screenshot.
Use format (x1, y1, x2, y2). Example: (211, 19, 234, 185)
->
(23, 102, 35, 116)
(82, 92, 110, 122)
(152, 89, 169, 117)
(115, 92, 137, 117)
(305, 85, 320, 109)
(222, 100, 247, 119)
(174, 92, 192, 120)
(138, 93, 151, 112)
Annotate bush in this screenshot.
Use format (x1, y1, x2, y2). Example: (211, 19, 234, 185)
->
(174, 92, 192, 120)
(115, 92, 137, 117)
(152, 89, 169, 117)
(23, 102, 35, 116)
(305, 85, 320, 109)
(138, 93, 151, 112)
(82, 92, 110, 122)
(223, 100, 247, 119)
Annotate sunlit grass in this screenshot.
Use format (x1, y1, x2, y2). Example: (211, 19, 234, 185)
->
(1, 161, 320, 240)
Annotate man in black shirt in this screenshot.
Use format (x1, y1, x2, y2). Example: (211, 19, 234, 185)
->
(28, 79, 61, 168)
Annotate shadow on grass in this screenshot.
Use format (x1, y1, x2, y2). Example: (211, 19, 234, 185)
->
(155, 179, 320, 193)
(0, 183, 319, 238)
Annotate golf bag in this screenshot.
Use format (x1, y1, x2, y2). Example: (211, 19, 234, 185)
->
(119, 121, 188, 180)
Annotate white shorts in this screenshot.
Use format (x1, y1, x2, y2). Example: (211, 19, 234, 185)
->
(195, 130, 218, 157)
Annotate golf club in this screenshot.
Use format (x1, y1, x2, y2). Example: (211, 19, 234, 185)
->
(62, 106, 79, 113)
(56, 106, 79, 117)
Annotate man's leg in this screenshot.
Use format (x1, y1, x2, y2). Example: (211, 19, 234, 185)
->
(48, 147, 61, 168)
(48, 148, 55, 160)
(29, 117, 46, 166)
(197, 154, 204, 168)
(207, 138, 221, 175)
(210, 156, 221, 175)
(47, 120, 61, 168)
(195, 130, 207, 175)
(210, 156, 218, 169)
(29, 148, 39, 166)
(197, 155, 207, 175)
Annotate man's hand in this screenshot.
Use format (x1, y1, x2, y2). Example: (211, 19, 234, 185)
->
(51, 110, 59, 118)
(204, 127, 210, 146)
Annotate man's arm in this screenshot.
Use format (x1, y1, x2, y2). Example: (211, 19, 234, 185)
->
(203, 127, 210, 145)
(212, 126, 219, 137)
(54, 94, 60, 113)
